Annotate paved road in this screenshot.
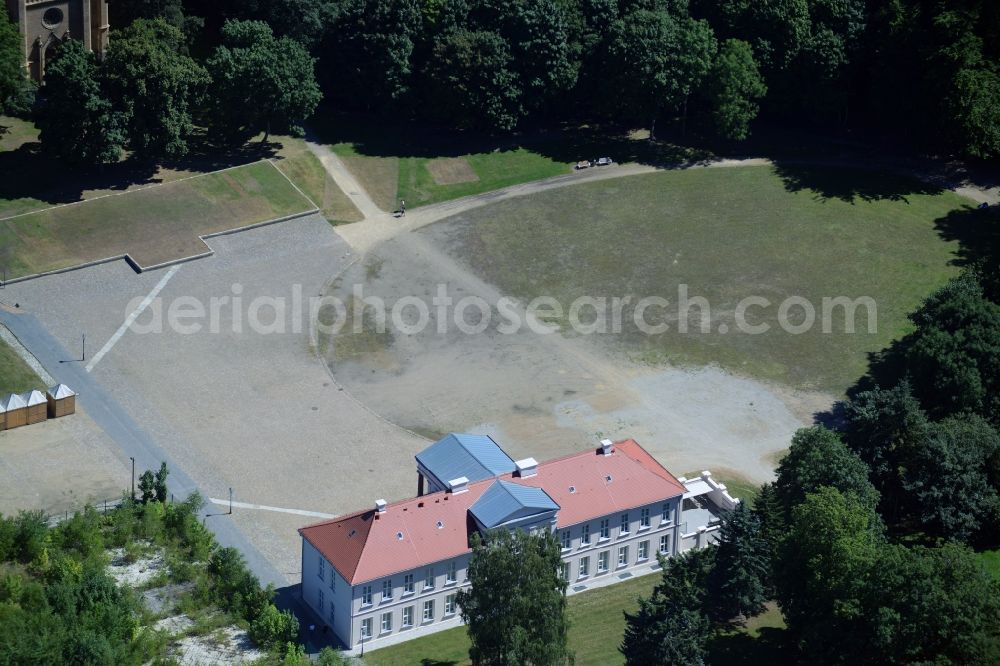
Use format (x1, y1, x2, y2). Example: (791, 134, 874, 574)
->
(0, 308, 287, 591)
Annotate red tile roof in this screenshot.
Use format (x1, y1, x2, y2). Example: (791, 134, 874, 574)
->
(299, 439, 686, 585)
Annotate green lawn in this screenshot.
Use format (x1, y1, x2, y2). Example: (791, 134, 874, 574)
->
(273, 139, 363, 225)
(0, 338, 44, 395)
(426, 165, 967, 395)
(0, 160, 314, 277)
(364, 573, 661, 666)
(364, 575, 790, 666)
(686, 471, 761, 504)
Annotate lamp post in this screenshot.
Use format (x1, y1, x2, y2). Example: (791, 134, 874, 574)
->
(129, 456, 135, 499)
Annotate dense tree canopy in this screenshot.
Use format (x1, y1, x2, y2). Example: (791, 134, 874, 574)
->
(774, 426, 879, 521)
(36, 40, 125, 165)
(775, 487, 883, 662)
(706, 500, 770, 621)
(206, 20, 322, 143)
(705, 38, 767, 140)
(101, 19, 209, 159)
(621, 549, 714, 666)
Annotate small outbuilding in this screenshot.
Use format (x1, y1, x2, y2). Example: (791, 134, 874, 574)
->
(22, 390, 47, 425)
(2, 393, 28, 429)
(47, 384, 77, 418)
(0, 399, 5, 431)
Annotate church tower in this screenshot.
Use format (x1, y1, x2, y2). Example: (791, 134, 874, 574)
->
(5, 0, 110, 82)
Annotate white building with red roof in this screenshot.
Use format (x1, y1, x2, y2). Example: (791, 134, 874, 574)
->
(298, 436, 737, 652)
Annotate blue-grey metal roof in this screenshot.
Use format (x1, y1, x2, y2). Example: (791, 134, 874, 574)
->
(469, 480, 560, 529)
(415, 433, 517, 485)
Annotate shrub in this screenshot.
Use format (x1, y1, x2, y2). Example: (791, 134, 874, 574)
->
(248, 603, 299, 651)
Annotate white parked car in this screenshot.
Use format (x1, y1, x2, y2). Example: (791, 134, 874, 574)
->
(595, 157, 614, 166)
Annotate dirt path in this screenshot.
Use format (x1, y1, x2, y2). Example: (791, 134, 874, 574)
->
(304, 138, 386, 219)
(331, 153, 997, 255)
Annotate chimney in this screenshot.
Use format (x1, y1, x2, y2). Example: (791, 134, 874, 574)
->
(515, 457, 538, 478)
(600, 439, 613, 456)
(375, 499, 387, 513)
(447, 476, 469, 494)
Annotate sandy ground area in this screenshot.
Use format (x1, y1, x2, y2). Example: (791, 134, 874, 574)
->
(2, 214, 425, 581)
(324, 227, 833, 484)
(0, 408, 129, 516)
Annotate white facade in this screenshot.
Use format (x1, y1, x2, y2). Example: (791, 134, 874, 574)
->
(300, 496, 689, 652)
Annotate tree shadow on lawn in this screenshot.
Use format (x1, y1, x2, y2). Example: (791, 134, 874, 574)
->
(707, 627, 795, 666)
(770, 162, 944, 204)
(310, 108, 707, 167)
(0, 135, 281, 216)
(420, 660, 460, 666)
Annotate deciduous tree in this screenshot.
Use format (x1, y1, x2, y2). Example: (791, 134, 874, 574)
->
(457, 529, 572, 666)
(774, 426, 879, 521)
(424, 29, 522, 131)
(101, 19, 209, 159)
(36, 40, 125, 165)
(206, 20, 322, 143)
(706, 38, 766, 139)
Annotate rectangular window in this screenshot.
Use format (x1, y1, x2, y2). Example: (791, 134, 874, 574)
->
(361, 618, 373, 639)
(598, 550, 609, 573)
(424, 567, 435, 590)
(640, 507, 650, 528)
(423, 600, 435, 622)
(381, 612, 392, 633)
(579, 556, 590, 578)
(620, 512, 630, 535)
(618, 545, 629, 567)
(318, 589, 325, 614)
(318, 556, 325, 581)
(329, 571, 336, 592)
(599, 519, 610, 540)
(638, 540, 649, 561)
(659, 534, 670, 555)
(361, 585, 372, 607)
(581, 524, 591, 545)
(560, 529, 571, 550)
(560, 562, 570, 581)
(402, 606, 414, 627)
(329, 601, 335, 625)
(382, 579, 393, 601)
(447, 561, 457, 584)
(661, 502, 671, 524)
(445, 594, 456, 615)
(403, 573, 414, 594)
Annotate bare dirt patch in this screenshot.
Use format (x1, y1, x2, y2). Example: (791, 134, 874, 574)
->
(426, 157, 480, 185)
(321, 230, 829, 483)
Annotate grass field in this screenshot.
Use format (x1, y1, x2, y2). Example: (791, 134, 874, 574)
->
(0, 160, 314, 278)
(977, 549, 1000, 580)
(364, 574, 788, 666)
(430, 165, 967, 395)
(0, 338, 44, 395)
(272, 139, 363, 225)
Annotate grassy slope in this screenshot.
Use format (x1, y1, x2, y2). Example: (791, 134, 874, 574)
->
(0, 338, 44, 395)
(396, 149, 568, 208)
(429, 166, 966, 395)
(272, 139, 363, 224)
(0, 161, 313, 277)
